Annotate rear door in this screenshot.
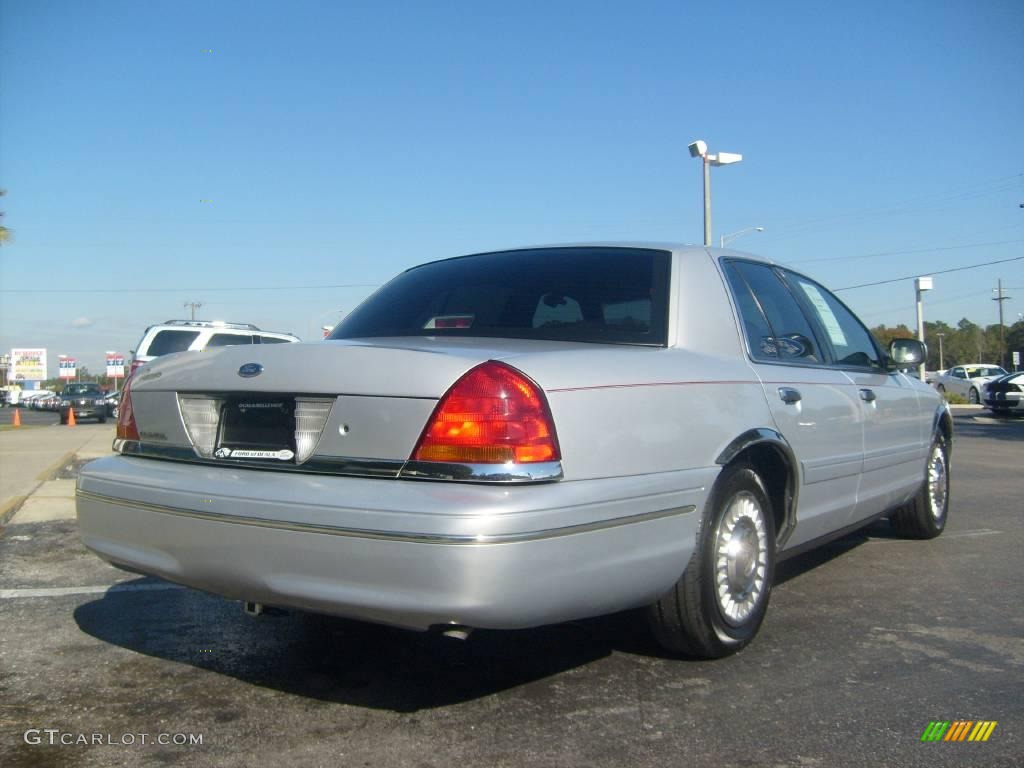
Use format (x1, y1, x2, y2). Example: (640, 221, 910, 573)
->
(723, 260, 864, 548)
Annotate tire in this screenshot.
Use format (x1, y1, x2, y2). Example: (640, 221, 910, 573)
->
(647, 462, 776, 658)
(936, 384, 945, 394)
(98, 415, 107, 424)
(968, 387, 979, 404)
(59, 415, 67, 425)
(890, 436, 949, 539)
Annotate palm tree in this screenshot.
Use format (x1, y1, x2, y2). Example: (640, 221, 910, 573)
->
(0, 189, 10, 245)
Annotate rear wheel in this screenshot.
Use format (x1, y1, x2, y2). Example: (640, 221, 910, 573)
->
(647, 462, 776, 658)
(98, 415, 107, 424)
(936, 384, 945, 394)
(968, 387, 980, 404)
(890, 436, 949, 539)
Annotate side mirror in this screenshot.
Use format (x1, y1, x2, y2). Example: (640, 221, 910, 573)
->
(888, 338, 926, 370)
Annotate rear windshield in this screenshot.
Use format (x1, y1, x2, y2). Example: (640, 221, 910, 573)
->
(331, 247, 671, 346)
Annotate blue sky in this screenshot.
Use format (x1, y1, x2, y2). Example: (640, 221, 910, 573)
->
(1, 0, 1022, 378)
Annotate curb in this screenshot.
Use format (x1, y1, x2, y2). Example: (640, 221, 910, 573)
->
(0, 449, 77, 529)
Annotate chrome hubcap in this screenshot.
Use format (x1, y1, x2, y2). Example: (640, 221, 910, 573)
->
(714, 491, 769, 626)
(927, 444, 948, 522)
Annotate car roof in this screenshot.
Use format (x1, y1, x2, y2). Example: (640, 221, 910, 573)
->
(405, 242, 782, 272)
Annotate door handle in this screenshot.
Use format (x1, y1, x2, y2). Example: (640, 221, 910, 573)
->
(778, 387, 802, 404)
(859, 388, 877, 403)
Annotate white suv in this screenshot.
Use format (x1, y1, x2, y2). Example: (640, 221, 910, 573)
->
(130, 320, 300, 375)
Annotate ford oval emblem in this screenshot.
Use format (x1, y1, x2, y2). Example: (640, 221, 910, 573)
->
(238, 363, 263, 378)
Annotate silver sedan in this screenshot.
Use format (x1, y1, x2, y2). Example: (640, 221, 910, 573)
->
(78, 244, 951, 658)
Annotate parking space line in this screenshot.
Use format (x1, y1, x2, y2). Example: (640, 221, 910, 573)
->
(0, 582, 186, 599)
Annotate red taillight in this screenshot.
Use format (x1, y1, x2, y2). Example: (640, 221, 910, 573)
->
(116, 377, 140, 441)
(412, 361, 560, 464)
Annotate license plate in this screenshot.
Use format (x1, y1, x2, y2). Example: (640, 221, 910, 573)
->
(216, 397, 296, 461)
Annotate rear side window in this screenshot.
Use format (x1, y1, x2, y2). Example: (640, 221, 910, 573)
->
(331, 247, 672, 346)
(145, 330, 201, 357)
(205, 333, 254, 348)
(259, 336, 291, 344)
(726, 261, 822, 363)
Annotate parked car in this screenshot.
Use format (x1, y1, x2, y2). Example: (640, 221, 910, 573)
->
(78, 244, 950, 659)
(23, 391, 54, 409)
(129, 319, 300, 375)
(38, 392, 62, 411)
(982, 371, 1024, 415)
(103, 390, 120, 418)
(933, 364, 1008, 403)
(59, 382, 108, 424)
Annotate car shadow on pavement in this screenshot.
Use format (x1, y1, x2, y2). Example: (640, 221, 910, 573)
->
(74, 515, 886, 713)
(73, 582, 665, 711)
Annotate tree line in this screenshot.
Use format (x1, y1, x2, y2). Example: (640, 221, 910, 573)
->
(871, 318, 1024, 372)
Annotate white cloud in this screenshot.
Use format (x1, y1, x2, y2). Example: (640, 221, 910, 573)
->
(71, 317, 94, 328)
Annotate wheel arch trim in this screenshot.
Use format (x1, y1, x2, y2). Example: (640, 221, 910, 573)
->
(715, 428, 799, 548)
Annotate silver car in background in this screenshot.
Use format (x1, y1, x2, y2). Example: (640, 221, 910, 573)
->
(77, 244, 951, 658)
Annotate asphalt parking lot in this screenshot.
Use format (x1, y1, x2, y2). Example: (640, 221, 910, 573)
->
(0, 411, 1021, 767)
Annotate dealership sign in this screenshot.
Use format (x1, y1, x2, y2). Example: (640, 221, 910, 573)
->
(105, 352, 125, 379)
(58, 355, 77, 379)
(10, 348, 47, 381)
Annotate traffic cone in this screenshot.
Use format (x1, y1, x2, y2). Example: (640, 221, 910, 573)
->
(67, 408, 76, 427)
(12, 408, 20, 428)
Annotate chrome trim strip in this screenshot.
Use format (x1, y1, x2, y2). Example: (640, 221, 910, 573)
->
(114, 441, 562, 483)
(399, 460, 563, 483)
(114, 441, 404, 478)
(76, 489, 695, 545)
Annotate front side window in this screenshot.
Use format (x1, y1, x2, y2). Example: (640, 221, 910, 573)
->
(786, 273, 883, 370)
(331, 247, 672, 346)
(726, 261, 822, 363)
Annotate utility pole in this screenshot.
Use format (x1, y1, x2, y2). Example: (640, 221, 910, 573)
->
(992, 280, 1011, 369)
(936, 332, 945, 371)
(184, 302, 203, 321)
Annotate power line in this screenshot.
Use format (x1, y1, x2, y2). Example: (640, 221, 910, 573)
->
(834, 255, 1024, 292)
(0, 282, 380, 295)
(790, 237, 1024, 265)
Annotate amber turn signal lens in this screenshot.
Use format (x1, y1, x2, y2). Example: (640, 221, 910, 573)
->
(412, 361, 560, 464)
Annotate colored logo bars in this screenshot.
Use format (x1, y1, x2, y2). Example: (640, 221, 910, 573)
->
(921, 721, 997, 742)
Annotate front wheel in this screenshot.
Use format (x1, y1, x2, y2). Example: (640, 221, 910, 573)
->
(647, 463, 776, 658)
(968, 387, 979, 404)
(890, 436, 949, 539)
(936, 384, 946, 394)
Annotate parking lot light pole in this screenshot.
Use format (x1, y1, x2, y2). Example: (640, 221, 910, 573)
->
(721, 226, 764, 248)
(688, 140, 743, 247)
(915, 277, 933, 382)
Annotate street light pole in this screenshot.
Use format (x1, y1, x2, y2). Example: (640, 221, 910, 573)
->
(703, 156, 712, 247)
(721, 226, 765, 248)
(915, 276, 933, 382)
(688, 140, 743, 247)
